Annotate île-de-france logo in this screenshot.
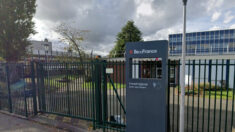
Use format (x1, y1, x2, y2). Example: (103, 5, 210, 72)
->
(129, 50, 133, 54)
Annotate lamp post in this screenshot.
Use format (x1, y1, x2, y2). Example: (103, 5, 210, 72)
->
(180, 0, 187, 132)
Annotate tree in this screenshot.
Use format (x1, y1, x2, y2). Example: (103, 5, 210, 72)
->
(109, 21, 142, 57)
(0, 0, 36, 62)
(55, 23, 89, 63)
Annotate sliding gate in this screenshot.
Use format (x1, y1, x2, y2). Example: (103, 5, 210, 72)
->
(36, 61, 126, 131)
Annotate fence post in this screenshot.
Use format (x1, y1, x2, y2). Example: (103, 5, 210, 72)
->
(36, 63, 42, 111)
(225, 59, 230, 132)
(167, 60, 170, 132)
(40, 63, 46, 112)
(92, 61, 96, 130)
(22, 64, 28, 117)
(66, 63, 71, 115)
(95, 59, 102, 127)
(6, 64, 12, 113)
(102, 60, 108, 129)
(31, 61, 38, 115)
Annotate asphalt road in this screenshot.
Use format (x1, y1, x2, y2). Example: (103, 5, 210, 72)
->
(0, 112, 64, 132)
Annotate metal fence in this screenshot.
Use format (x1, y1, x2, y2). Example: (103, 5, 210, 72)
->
(0, 63, 37, 117)
(35, 60, 126, 132)
(168, 59, 235, 132)
(0, 59, 235, 132)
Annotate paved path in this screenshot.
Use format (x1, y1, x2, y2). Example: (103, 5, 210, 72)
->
(0, 113, 64, 132)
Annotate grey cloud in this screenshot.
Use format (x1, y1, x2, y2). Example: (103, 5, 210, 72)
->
(35, 0, 136, 52)
(34, 0, 235, 55)
(35, 0, 92, 21)
(136, 0, 210, 36)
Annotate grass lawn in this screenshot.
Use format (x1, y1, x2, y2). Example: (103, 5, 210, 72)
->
(176, 87, 235, 99)
(205, 90, 235, 99)
(44, 75, 79, 91)
(83, 82, 126, 90)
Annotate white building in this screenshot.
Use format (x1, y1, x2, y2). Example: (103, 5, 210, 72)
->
(27, 39, 52, 55)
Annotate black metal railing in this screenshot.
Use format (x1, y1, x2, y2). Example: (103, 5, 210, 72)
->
(0, 59, 235, 132)
(0, 62, 37, 117)
(168, 59, 235, 132)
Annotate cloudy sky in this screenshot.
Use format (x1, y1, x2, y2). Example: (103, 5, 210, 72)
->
(30, 0, 235, 56)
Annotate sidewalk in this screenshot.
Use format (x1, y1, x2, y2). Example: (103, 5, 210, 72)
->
(0, 112, 64, 132)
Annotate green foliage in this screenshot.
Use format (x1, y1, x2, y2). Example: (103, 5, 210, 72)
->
(109, 21, 142, 57)
(83, 82, 126, 90)
(0, 56, 5, 62)
(195, 83, 226, 90)
(0, 0, 36, 62)
(177, 83, 227, 91)
(55, 23, 89, 63)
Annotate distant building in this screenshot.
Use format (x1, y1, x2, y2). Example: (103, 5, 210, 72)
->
(169, 29, 235, 59)
(26, 39, 95, 61)
(27, 39, 53, 55)
(106, 29, 235, 87)
(169, 29, 235, 87)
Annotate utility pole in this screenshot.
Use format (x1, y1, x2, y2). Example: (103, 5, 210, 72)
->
(180, 0, 187, 132)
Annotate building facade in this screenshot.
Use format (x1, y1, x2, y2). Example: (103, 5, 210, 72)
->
(169, 29, 235, 88)
(169, 29, 235, 56)
(28, 39, 53, 54)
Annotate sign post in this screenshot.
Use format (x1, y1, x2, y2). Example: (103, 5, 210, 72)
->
(125, 40, 168, 132)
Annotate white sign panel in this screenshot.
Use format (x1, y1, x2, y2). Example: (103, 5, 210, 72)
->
(106, 68, 113, 74)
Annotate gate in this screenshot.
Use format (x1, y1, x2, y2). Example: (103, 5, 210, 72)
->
(100, 61, 126, 131)
(36, 60, 126, 131)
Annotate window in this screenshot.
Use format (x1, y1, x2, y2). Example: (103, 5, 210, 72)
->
(175, 45, 182, 50)
(224, 43, 228, 48)
(224, 33, 229, 39)
(202, 44, 209, 49)
(220, 34, 224, 39)
(206, 34, 210, 40)
(192, 36, 196, 41)
(219, 43, 223, 49)
(189, 45, 196, 50)
(130, 58, 162, 79)
(214, 43, 219, 48)
(196, 35, 200, 41)
(228, 43, 235, 48)
(210, 33, 214, 40)
(170, 46, 176, 51)
(215, 34, 219, 39)
(232, 33, 235, 38)
(169, 37, 173, 42)
(220, 31, 224, 39)
(177, 36, 182, 42)
(201, 35, 205, 40)
(186, 36, 190, 41)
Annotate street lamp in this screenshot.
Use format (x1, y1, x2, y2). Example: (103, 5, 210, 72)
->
(180, 0, 187, 132)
